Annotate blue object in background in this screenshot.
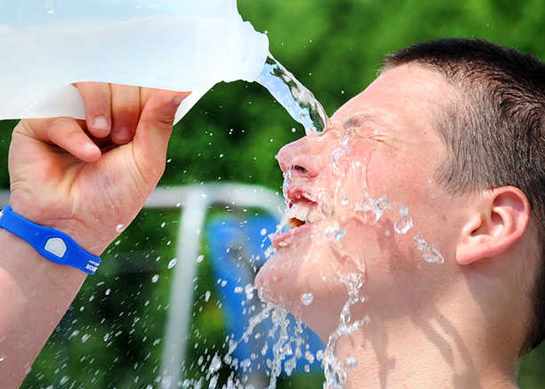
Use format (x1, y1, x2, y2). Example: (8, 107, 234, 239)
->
(206, 214, 324, 375)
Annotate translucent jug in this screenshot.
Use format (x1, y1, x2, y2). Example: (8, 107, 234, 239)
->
(0, 0, 269, 122)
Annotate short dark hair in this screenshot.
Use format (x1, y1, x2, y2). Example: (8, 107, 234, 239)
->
(383, 38, 545, 355)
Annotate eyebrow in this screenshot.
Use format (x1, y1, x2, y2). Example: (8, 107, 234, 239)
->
(343, 113, 381, 130)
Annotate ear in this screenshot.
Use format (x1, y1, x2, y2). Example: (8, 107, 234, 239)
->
(456, 186, 531, 265)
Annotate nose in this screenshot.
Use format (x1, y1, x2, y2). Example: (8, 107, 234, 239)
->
(275, 135, 323, 177)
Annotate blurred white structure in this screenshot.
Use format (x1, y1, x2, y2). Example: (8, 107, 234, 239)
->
(147, 184, 283, 388)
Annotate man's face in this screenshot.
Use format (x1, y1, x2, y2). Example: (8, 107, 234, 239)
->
(255, 64, 469, 339)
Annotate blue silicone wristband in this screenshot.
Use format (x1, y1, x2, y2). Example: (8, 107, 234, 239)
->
(0, 206, 101, 275)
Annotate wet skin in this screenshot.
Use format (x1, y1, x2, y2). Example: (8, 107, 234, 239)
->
(256, 64, 467, 338)
(255, 64, 532, 388)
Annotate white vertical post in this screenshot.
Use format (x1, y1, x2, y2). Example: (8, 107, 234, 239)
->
(160, 190, 208, 389)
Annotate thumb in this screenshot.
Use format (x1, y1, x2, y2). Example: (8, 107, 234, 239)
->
(132, 90, 190, 180)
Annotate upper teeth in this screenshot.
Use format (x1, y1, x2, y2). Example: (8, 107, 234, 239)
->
(287, 203, 324, 224)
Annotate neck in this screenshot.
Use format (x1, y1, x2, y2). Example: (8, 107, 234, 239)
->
(322, 311, 519, 389)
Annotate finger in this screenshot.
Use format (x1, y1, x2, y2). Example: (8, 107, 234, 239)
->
(74, 82, 112, 139)
(133, 90, 190, 179)
(140, 88, 154, 111)
(110, 84, 141, 145)
(45, 118, 101, 162)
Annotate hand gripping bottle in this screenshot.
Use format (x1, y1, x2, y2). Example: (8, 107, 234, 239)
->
(0, 0, 269, 122)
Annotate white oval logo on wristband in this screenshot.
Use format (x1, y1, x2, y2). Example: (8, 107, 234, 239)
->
(45, 238, 67, 258)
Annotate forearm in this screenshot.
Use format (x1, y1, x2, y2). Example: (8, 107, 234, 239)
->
(0, 228, 87, 388)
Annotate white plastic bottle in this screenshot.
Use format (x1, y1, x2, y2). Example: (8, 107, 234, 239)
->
(0, 0, 269, 122)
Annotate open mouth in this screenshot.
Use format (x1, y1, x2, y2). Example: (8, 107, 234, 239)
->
(287, 201, 325, 230)
(270, 190, 327, 249)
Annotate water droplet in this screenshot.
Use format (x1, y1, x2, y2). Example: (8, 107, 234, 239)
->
(413, 234, 427, 250)
(331, 147, 350, 176)
(282, 170, 292, 200)
(115, 224, 124, 233)
(234, 286, 243, 293)
(413, 235, 445, 264)
(344, 357, 358, 369)
(374, 197, 390, 220)
(420, 247, 445, 264)
(209, 354, 222, 374)
(0, 356, 5, 362)
(394, 207, 413, 234)
(245, 284, 255, 300)
(196, 255, 204, 263)
(300, 292, 314, 306)
(81, 334, 91, 343)
(323, 226, 347, 242)
(151, 274, 159, 283)
(167, 258, 177, 269)
(160, 222, 166, 228)
(204, 290, 211, 302)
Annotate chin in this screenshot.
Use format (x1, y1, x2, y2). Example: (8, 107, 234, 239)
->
(255, 258, 351, 340)
(254, 250, 300, 310)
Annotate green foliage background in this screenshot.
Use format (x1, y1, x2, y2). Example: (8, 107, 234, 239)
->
(0, 0, 542, 387)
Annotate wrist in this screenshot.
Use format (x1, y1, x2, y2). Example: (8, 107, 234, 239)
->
(0, 228, 88, 284)
(0, 206, 102, 274)
(8, 202, 108, 257)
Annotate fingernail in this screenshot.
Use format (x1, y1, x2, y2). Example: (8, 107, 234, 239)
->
(92, 116, 109, 131)
(83, 143, 101, 160)
(172, 95, 185, 106)
(114, 128, 131, 143)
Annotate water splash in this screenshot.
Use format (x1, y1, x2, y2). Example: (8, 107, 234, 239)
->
(188, 301, 315, 389)
(331, 147, 351, 177)
(257, 55, 329, 135)
(267, 307, 290, 389)
(323, 226, 347, 242)
(413, 234, 445, 264)
(322, 273, 369, 389)
(282, 170, 292, 202)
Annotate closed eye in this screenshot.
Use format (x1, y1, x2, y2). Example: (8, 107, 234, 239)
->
(291, 165, 308, 174)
